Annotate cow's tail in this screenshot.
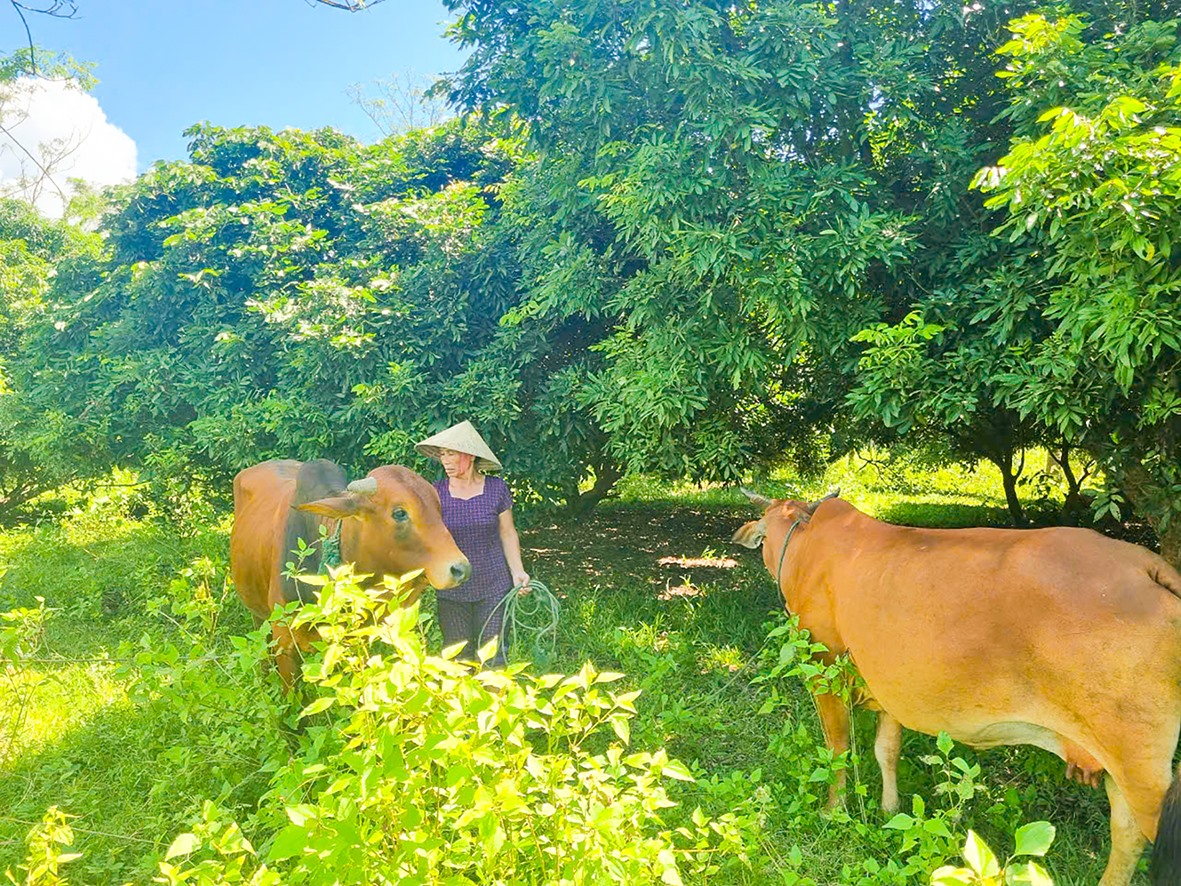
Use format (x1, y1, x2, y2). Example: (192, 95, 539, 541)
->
(1153, 769, 1181, 883)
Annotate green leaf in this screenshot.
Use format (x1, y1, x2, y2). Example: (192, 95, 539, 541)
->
(963, 830, 1001, 878)
(1006, 860, 1055, 885)
(930, 866, 975, 886)
(611, 714, 631, 745)
(300, 696, 336, 717)
(267, 824, 307, 862)
(662, 759, 695, 782)
(165, 832, 200, 859)
(1013, 821, 1055, 857)
(595, 671, 626, 683)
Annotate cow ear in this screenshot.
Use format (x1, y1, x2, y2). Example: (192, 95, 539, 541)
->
(297, 495, 361, 519)
(732, 518, 766, 549)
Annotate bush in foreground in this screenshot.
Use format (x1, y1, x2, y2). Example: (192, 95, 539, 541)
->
(146, 568, 754, 884)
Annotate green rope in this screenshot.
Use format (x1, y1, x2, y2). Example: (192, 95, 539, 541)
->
(481, 579, 560, 668)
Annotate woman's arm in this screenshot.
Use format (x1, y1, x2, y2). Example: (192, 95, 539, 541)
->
(497, 508, 530, 592)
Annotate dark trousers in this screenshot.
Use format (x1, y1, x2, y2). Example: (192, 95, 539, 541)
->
(437, 594, 508, 667)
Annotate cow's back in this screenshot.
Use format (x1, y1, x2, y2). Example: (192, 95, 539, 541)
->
(231, 460, 303, 620)
(806, 510, 1181, 748)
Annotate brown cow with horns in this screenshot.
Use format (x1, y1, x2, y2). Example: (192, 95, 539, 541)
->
(231, 459, 470, 688)
(732, 489, 1181, 885)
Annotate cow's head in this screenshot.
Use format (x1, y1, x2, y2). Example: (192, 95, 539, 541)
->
(297, 465, 471, 591)
(731, 488, 821, 549)
(732, 486, 841, 559)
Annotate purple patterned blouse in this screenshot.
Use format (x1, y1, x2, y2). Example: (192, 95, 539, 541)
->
(435, 475, 514, 602)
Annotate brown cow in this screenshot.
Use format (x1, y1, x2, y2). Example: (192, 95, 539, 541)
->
(231, 459, 470, 688)
(732, 491, 1181, 886)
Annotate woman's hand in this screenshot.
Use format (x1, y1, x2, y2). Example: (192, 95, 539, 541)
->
(513, 570, 531, 595)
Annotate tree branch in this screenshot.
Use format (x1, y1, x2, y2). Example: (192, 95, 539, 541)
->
(304, 0, 389, 10)
(9, 1, 37, 75)
(0, 118, 69, 205)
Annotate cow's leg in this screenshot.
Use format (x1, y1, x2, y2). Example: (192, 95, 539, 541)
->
(271, 621, 300, 693)
(874, 711, 902, 813)
(1101, 773, 1149, 886)
(1096, 746, 1174, 886)
(812, 691, 851, 810)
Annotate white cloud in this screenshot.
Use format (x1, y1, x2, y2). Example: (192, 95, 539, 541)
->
(0, 77, 137, 217)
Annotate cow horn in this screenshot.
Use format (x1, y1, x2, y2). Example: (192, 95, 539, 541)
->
(346, 477, 378, 496)
(806, 486, 840, 513)
(740, 487, 775, 510)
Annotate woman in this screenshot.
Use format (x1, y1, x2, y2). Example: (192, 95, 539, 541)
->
(415, 421, 529, 667)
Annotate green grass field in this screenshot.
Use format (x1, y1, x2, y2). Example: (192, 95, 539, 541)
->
(0, 456, 1142, 883)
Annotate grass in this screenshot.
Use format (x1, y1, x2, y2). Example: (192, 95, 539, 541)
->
(0, 455, 1143, 883)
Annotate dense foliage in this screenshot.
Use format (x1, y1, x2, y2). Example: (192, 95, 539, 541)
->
(0, 199, 102, 514)
(3, 0, 1181, 542)
(147, 572, 751, 885)
(7, 121, 625, 509)
(851, 13, 1181, 547)
(436, 0, 1180, 533)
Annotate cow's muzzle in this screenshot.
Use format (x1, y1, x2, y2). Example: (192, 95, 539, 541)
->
(448, 559, 472, 586)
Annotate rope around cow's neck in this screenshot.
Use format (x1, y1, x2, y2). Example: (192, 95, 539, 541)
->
(775, 518, 805, 600)
(773, 491, 840, 600)
(480, 579, 561, 668)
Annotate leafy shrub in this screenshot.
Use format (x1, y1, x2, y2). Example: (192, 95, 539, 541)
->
(3, 807, 80, 886)
(883, 733, 987, 879)
(157, 567, 753, 884)
(932, 823, 1056, 885)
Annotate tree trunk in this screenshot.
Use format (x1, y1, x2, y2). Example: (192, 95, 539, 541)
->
(1001, 468, 1026, 527)
(1052, 443, 1090, 523)
(986, 451, 1027, 527)
(563, 462, 622, 517)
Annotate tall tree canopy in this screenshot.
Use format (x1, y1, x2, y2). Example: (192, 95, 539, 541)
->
(436, 0, 1068, 483)
(23, 120, 620, 509)
(433, 0, 1181, 536)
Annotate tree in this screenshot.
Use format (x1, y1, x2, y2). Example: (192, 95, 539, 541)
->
(24, 119, 621, 509)
(975, 14, 1181, 558)
(437, 0, 1104, 484)
(0, 197, 101, 515)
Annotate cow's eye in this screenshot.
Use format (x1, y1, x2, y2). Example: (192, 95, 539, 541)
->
(392, 508, 410, 523)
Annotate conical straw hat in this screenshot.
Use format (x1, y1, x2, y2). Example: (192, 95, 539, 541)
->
(415, 420, 502, 474)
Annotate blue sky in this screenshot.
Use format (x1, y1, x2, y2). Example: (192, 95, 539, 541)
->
(2, 0, 466, 172)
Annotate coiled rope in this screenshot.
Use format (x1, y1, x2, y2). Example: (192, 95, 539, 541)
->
(481, 579, 560, 667)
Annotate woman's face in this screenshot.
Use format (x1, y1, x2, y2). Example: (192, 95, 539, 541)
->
(439, 448, 475, 478)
